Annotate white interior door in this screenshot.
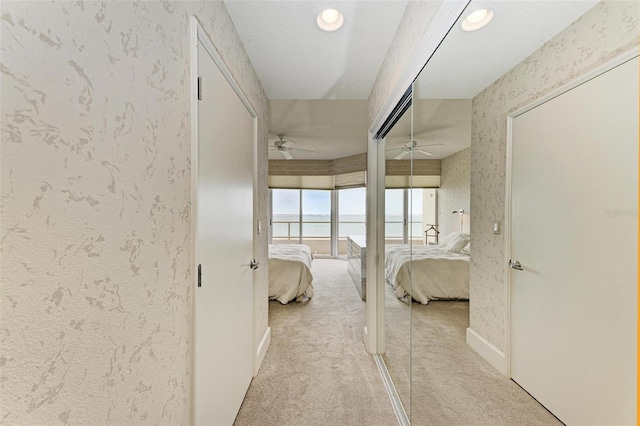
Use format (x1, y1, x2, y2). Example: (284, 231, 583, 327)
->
(510, 56, 638, 425)
(195, 41, 255, 426)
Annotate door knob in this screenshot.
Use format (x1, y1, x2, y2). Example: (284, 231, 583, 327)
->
(509, 259, 523, 271)
(250, 259, 260, 270)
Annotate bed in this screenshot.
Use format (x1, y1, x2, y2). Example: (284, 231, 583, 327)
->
(268, 244, 314, 304)
(385, 239, 469, 305)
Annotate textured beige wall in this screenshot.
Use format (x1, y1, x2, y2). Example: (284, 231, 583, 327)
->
(470, 0, 639, 351)
(438, 148, 470, 238)
(0, 1, 268, 424)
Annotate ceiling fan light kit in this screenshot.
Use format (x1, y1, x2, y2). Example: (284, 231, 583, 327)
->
(386, 140, 444, 159)
(268, 135, 314, 160)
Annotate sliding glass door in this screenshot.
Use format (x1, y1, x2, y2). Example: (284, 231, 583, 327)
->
(270, 188, 366, 257)
(271, 189, 300, 245)
(301, 190, 331, 256)
(409, 188, 426, 245)
(338, 187, 366, 256)
(384, 188, 432, 246)
(385, 189, 405, 245)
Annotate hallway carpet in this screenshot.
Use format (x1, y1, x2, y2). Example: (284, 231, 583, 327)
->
(235, 259, 560, 426)
(234, 259, 397, 426)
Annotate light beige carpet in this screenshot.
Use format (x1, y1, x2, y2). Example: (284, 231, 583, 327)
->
(236, 259, 561, 426)
(234, 259, 397, 426)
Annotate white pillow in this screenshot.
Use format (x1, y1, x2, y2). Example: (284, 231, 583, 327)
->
(446, 234, 470, 253)
(440, 232, 461, 247)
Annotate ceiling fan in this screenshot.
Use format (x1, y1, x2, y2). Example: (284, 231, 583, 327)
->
(386, 140, 444, 160)
(268, 135, 313, 160)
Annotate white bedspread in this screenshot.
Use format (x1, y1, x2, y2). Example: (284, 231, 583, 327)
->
(385, 244, 469, 305)
(268, 244, 314, 304)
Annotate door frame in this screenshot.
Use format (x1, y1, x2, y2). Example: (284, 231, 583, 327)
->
(504, 47, 639, 378)
(189, 16, 259, 421)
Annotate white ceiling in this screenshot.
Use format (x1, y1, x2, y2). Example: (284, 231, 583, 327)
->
(226, 0, 599, 161)
(268, 99, 472, 160)
(224, 0, 409, 100)
(415, 0, 599, 99)
(269, 100, 368, 160)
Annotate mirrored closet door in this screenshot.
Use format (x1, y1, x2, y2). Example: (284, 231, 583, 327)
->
(379, 1, 611, 424)
(409, 37, 473, 425)
(377, 17, 477, 422)
(382, 96, 415, 417)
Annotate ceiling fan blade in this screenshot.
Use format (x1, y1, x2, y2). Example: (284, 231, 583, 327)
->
(289, 147, 314, 152)
(414, 143, 444, 148)
(385, 147, 403, 152)
(394, 151, 409, 160)
(282, 150, 293, 160)
(416, 149, 433, 156)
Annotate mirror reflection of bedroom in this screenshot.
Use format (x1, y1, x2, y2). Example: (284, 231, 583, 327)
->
(382, 86, 472, 419)
(386, 55, 476, 423)
(383, 1, 566, 422)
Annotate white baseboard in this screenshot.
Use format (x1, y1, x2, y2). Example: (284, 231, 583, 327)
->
(466, 327, 506, 375)
(255, 326, 271, 376)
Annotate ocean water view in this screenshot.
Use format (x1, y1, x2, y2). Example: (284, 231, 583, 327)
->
(272, 214, 424, 238)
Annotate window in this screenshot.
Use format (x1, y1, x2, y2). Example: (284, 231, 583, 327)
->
(338, 187, 366, 255)
(385, 188, 437, 245)
(302, 190, 331, 255)
(385, 189, 404, 244)
(409, 188, 424, 244)
(271, 189, 300, 244)
(270, 188, 367, 257)
(272, 188, 436, 251)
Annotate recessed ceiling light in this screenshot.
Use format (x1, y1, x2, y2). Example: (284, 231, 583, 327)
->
(317, 8, 344, 32)
(461, 9, 494, 32)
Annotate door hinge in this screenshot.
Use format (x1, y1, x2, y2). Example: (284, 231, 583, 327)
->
(197, 77, 202, 100)
(197, 263, 202, 287)
(376, 254, 380, 265)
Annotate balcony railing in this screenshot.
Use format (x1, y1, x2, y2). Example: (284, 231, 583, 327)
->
(272, 220, 425, 255)
(272, 220, 366, 255)
(272, 220, 370, 239)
